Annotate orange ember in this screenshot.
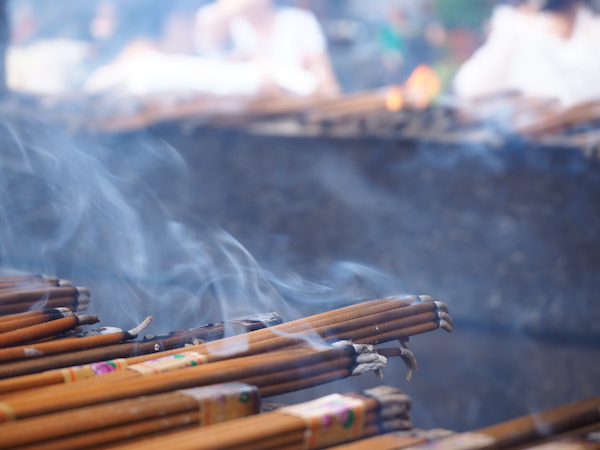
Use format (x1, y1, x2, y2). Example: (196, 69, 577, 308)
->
(404, 65, 441, 109)
(385, 86, 404, 112)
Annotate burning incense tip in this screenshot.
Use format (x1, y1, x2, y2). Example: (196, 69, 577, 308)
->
(439, 317, 453, 333)
(54, 307, 75, 317)
(127, 316, 153, 337)
(76, 287, 91, 298)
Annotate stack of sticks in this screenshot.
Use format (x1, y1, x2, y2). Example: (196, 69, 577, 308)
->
(0, 293, 452, 448)
(0, 274, 90, 315)
(0, 294, 449, 393)
(0, 343, 394, 447)
(109, 385, 414, 450)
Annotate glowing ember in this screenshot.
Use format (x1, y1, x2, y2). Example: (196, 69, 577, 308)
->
(404, 65, 442, 109)
(385, 86, 405, 112)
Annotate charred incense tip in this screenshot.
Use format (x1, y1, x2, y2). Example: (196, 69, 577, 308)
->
(55, 307, 75, 318)
(76, 314, 100, 326)
(437, 311, 453, 327)
(439, 317, 453, 333)
(417, 295, 438, 304)
(57, 279, 74, 287)
(82, 326, 124, 336)
(127, 316, 153, 337)
(385, 294, 419, 304)
(399, 348, 418, 380)
(76, 287, 91, 298)
(433, 301, 449, 313)
(375, 347, 417, 380)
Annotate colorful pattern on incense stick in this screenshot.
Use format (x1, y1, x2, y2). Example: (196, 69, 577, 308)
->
(178, 382, 259, 426)
(280, 393, 367, 449)
(127, 351, 208, 375)
(59, 358, 129, 383)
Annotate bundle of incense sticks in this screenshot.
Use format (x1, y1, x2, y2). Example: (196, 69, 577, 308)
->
(0, 382, 262, 449)
(0, 341, 392, 425)
(110, 385, 413, 450)
(0, 312, 280, 383)
(404, 395, 600, 450)
(0, 274, 90, 315)
(0, 311, 99, 347)
(0, 294, 448, 390)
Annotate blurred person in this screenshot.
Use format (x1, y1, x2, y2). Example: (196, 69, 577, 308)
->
(194, 0, 339, 96)
(453, 0, 600, 107)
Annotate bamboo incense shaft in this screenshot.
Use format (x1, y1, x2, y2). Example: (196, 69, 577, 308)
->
(476, 395, 600, 448)
(359, 320, 450, 345)
(0, 310, 67, 334)
(0, 330, 132, 364)
(0, 278, 68, 291)
(0, 274, 55, 284)
(0, 297, 78, 316)
(0, 314, 98, 348)
(0, 346, 358, 421)
(0, 286, 86, 305)
(0, 308, 66, 323)
(409, 396, 600, 450)
(25, 411, 202, 450)
(259, 367, 351, 398)
(246, 416, 382, 450)
(327, 433, 428, 449)
(512, 422, 600, 449)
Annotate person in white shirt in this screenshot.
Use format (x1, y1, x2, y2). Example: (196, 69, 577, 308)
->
(194, 0, 340, 96)
(453, 0, 600, 108)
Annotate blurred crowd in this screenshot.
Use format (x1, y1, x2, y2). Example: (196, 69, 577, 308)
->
(5, 0, 600, 109)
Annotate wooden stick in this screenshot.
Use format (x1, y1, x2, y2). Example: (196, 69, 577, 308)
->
(0, 308, 68, 323)
(0, 297, 78, 316)
(414, 396, 600, 450)
(0, 316, 152, 365)
(0, 314, 98, 348)
(0, 309, 68, 334)
(0, 286, 84, 305)
(327, 433, 428, 450)
(24, 411, 201, 450)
